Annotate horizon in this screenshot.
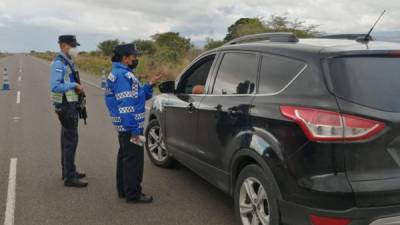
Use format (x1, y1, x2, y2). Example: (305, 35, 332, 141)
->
(1, 31, 399, 54)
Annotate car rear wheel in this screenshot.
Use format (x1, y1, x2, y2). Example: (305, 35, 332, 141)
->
(145, 119, 175, 168)
(234, 164, 280, 225)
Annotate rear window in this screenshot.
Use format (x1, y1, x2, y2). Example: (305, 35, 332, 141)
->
(328, 56, 400, 112)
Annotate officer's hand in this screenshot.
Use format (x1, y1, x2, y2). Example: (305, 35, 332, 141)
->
(130, 135, 140, 143)
(149, 74, 162, 86)
(75, 84, 84, 94)
(130, 135, 144, 147)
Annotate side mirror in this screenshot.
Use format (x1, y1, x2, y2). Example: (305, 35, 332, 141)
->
(158, 81, 175, 94)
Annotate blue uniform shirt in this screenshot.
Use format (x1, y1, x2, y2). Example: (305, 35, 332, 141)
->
(104, 62, 153, 135)
(50, 52, 78, 93)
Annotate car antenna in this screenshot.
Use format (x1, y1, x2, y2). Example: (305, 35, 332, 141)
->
(358, 10, 386, 43)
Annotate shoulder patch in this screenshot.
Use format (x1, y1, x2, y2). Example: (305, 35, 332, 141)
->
(108, 73, 117, 82)
(55, 59, 66, 66)
(52, 60, 65, 71)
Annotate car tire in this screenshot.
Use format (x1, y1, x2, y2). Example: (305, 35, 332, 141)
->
(234, 164, 280, 225)
(145, 119, 175, 168)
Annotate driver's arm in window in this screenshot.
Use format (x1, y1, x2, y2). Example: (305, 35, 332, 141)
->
(192, 85, 205, 94)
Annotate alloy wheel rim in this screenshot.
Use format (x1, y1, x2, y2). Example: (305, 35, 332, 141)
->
(147, 125, 168, 162)
(239, 177, 270, 225)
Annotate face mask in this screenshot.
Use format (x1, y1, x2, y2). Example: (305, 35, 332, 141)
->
(128, 59, 139, 70)
(68, 48, 79, 57)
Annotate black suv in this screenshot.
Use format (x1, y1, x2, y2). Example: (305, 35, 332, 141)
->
(144, 32, 400, 225)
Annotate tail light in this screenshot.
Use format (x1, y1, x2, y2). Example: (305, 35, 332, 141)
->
(310, 215, 351, 225)
(280, 106, 385, 142)
(388, 51, 400, 57)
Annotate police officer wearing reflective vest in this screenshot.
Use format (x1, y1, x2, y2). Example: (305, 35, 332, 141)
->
(50, 35, 88, 188)
(105, 43, 161, 203)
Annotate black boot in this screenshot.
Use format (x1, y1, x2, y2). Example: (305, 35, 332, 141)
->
(126, 193, 153, 204)
(62, 172, 86, 180)
(64, 177, 88, 188)
(118, 193, 126, 199)
(76, 172, 86, 179)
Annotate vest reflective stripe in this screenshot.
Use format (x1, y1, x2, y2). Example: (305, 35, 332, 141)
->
(51, 93, 63, 103)
(51, 61, 79, 103)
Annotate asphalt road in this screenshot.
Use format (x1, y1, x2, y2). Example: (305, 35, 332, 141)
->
(0, 54, 235, 225)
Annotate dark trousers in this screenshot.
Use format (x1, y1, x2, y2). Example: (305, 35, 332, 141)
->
(56, 102, 79, 180)
(117, 132, 144, 199)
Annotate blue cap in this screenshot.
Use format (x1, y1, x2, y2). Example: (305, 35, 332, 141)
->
(114, 43, 142, 56)
(58, 35, 80, 47)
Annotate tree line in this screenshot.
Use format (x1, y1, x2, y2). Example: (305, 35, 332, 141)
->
(98, 15, 320, 56)
(93, 15, 319, 80)
(32, 15, 320, 80)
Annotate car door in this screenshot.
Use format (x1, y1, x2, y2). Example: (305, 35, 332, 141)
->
(164, 53, 218, 158)
(194, 51, 259, 190)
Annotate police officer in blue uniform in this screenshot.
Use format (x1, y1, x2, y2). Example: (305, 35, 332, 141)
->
(105, 43, 161, 203)
(50, 35, 88, 188)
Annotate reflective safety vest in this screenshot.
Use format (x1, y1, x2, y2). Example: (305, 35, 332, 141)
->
(51, 57, 79, 104)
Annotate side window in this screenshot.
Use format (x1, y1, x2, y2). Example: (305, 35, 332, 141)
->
(258, 55, 306, 94)
(212, 52, 258, 95)
(177, 55, 215, 94)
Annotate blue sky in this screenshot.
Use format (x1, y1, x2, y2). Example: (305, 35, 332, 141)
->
(0, 0, 399, 52)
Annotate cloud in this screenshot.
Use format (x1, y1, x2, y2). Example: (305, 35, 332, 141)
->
(0, 0, 399, 52)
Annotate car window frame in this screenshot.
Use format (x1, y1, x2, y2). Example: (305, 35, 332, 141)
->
(208, 50, 261, 96)
(175, 52, 220, 96)
(255, 53, 308, 96)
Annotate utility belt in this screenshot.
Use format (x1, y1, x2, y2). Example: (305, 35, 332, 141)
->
(55, 96, 79, 129)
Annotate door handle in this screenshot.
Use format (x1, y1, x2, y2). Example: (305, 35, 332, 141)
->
(228, 106, 242, 118)
(228, 106, 239, 114)
(214, 104, 222, 111)
(186, 103, 195, 112)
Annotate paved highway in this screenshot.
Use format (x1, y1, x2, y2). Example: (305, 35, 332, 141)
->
(0, 54, 235, 225)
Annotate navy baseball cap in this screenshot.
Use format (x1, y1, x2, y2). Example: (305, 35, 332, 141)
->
(58, 35, 80, 47)
(114, 43, 142, 56)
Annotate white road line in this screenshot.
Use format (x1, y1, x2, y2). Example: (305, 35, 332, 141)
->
(80, 78, 103, 90)
(18, 76, 21, 82)
(3, 158, 17, 225)
(16, 91, 20, 104)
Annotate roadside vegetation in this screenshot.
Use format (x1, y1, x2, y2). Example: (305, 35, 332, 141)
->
(32, 15, 320, 81)
(0, 51, 8, 59)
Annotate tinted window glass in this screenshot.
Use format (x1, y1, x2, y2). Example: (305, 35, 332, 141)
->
(328, 57, 400, 112)
(259, 55, 305, 94)
(178, 55, 215, 94)
(212, 53, 257, 95)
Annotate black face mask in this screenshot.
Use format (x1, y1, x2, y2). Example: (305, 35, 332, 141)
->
(128, 59, 139, 70)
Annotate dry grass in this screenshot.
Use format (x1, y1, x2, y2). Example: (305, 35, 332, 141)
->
(32, 52, 110, 77)
(33, 52, 56, 62)
(0, 53, 10, 59)
(75, 55, 112, 77)
(32, 50, 202, 82)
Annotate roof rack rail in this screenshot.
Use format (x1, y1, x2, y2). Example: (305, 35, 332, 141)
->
(225, 32, 299, 45)
(319, 34, 373, 41)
